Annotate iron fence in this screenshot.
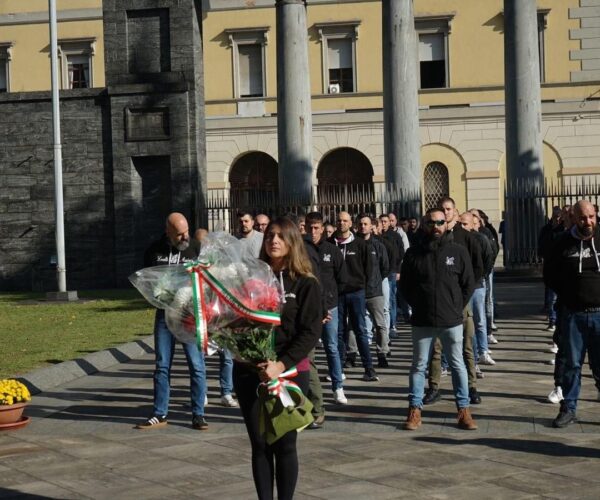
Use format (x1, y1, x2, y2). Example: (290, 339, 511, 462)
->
(202, 183, 421, 232)
(504, 177, 600, 266)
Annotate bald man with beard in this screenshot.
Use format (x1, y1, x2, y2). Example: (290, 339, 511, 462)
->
(138, 212, 208, 430)
(545, 200, 600, 428)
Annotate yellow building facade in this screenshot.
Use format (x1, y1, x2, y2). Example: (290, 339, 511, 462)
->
(0, 0, 104, 92)
(202, 0, 600, 224)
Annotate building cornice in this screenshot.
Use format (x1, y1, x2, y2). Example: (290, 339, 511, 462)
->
(0, 9, 102, 26)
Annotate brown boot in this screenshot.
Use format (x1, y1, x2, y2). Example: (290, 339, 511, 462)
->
(457, 407, 477, 430)
(404, 406, 422, 430)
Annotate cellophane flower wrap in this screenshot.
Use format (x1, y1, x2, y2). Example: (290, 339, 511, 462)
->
(129, 232, 281, 363)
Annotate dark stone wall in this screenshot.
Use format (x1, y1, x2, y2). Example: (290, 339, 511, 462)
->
(0, 0, 207, 291)
(0, 89, 115, 291)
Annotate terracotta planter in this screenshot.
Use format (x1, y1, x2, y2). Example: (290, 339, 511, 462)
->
(0, 402, 27, 425)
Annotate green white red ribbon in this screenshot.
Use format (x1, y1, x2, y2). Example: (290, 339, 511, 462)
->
(265, 367, 301, 408)
(185, 260, 281, 353)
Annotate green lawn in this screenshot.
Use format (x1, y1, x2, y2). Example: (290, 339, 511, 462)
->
(0, 289, 154, 378)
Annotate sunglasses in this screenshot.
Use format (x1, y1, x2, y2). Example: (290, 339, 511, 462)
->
(426, 220, 446, 227)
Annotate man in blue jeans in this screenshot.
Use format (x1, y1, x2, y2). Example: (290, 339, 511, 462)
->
(137, 212, 208, 430)
(544, 200, 600, 428)
(331, 211, 378, 382)
(400, 208, 476, 430)
(306, 212, 349, 404)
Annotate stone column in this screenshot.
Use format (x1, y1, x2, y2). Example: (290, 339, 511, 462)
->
(504, 0, 543, 184)
(382, 0, 421, 214)
(276, 0, 314, 202)
(503, 0, 544, 266)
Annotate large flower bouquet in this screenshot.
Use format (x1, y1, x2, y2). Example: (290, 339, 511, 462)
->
(130, 232, 313, 442)
(130, 232, 281, 361)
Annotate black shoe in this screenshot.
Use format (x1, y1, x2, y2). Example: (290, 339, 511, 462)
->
(192, 415, 208, 430)
(343, 353, 357, 368)
(136, 415, 167, 430)
(362, 367, 379, 381)
(389, 330, 400, 340)
(386, 350, 392, 358)
(307, 415, 325, 430)
(423, 388, 441, 405)
(469, 387, 482, 405)
(377, 354, 389, 368)
(553, 403, 577, 428)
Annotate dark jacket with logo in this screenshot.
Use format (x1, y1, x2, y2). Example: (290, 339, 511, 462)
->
(543, 227, 600, 311)
(471, 230, 494, 282)
(275, 271, 323, 369)
(400, 232, 475, 328)
(359, 234, 390, 298)
(311, 237, 347, 310)
(329, 232, 372, 293)
(144, 234, 200, 268)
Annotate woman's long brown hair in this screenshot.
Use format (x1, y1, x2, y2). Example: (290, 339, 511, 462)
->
(259, 216, 315, 280)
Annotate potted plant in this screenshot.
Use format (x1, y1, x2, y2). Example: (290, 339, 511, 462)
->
(0, 379, 31, 427)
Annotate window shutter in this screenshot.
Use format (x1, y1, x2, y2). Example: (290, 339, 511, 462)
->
(238, 44, 263, 97)
(419, 34, 444, 62)
(328, 38, 352, 70)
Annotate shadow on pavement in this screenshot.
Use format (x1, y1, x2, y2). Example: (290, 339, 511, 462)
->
(415, 435, 600, 459)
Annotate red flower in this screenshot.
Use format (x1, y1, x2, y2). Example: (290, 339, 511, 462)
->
(239, 279, 280, 311)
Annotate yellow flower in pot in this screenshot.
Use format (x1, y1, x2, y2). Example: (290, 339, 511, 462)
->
(0, 379, 32, 427)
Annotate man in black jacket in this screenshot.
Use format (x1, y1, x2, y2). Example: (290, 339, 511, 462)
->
(401, 208, 477, 431)
(306, 212, 349, 405)
(331, 211, 378, 381)
(137, 212, 208, 431)
(357, 214, 391, 368)
(544, 200, 600, 428)
(423, 197, 482, 406)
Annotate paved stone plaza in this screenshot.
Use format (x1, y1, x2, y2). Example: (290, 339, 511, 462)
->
(1, 280, 600, 499)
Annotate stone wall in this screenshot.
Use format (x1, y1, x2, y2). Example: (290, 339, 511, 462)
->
(0, 89, 114, 291)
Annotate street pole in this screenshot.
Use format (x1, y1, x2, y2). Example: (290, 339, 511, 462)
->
(47, 0, 76, 300)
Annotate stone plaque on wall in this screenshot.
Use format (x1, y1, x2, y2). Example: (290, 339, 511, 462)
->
(126, 8, 171, 74)
(125, 108, 170, 141)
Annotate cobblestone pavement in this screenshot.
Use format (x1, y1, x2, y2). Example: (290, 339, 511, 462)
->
(1, 280, 600, 499)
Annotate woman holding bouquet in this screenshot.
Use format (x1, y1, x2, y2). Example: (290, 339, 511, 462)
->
(234, 216, 322, 500)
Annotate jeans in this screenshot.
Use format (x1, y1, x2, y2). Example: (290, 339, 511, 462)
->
(338, 289, 374, 370)
(388, 275, 398, 329)
(560, 309, 600, 411)
(545, 287, 557, 325)
(382, 278, 390, 334)
(219, 349, 234, 396)
(366, 295, 389, 354)
(409, 325, 470, 409)
(485, 272, 494, 334)
(396, 284, 412, 322)
(322, 307, 343, 391)
(153, 310, 207, 417)
(470, 284, 488, 358)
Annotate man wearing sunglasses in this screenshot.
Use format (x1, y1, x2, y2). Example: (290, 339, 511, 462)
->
(400, 208, 477, 430)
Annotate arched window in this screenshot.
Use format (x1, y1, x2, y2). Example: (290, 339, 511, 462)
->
(229, 152, 278, 207)
(317, 147, 374, 187)
(423, 161, 449, 211)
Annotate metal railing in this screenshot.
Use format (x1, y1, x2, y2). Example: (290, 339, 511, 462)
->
(504, 177, 600, 266)
(202, 183, 421, 232)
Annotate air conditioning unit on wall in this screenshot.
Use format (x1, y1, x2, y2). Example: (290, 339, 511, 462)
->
(328, 83, 340, 94)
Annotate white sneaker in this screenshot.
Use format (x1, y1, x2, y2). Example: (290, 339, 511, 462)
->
(333, 388, 348, 405)
(441, 367, 449, 377)
(480, 352, 496, 366)
(546, 324, 556, 332)
(204, 395, 208, 406)
(486, 349, 493, 355)
(549, 343, 559, 354)
(221, 394, 239, 408)
(487, 334, 499, 344)
(475, 365, 484, 379)
(326, 373, 346, 382)
(491, 323, 498, 331)
(548, 386, 563, 404)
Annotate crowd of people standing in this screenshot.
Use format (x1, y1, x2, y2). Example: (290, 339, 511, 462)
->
(135, 196, 600, 500)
